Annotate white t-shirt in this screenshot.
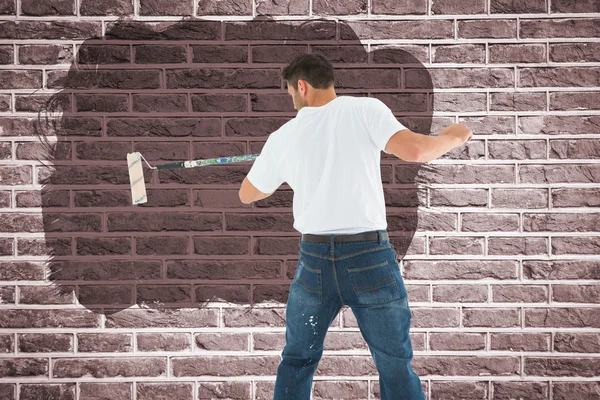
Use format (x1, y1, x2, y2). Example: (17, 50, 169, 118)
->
(247, 95, 407, 235)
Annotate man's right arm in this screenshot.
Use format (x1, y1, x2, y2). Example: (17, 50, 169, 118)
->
(384, 123, 472, 163)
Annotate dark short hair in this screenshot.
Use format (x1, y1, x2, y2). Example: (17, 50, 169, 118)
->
(282, 52, 335, 91)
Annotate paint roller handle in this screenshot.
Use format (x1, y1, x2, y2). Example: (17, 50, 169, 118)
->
(154, 154, 261, 171)
(155, 161, 187, 170)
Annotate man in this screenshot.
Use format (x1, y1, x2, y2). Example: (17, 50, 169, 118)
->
(239, 53, 472, 400)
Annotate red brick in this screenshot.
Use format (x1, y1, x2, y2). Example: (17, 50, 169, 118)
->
(138, 383, 194, 400)
(432, 0, 485, 14)
(525, 307, 600, 328)
(77, 333, 132, 352)
(463, 308, 520, 327)
(0, 384, 14, 400)
(172, 355, 278, 376)
(18, 334, 72, 352)
(136, 236, 189, 255)
(79, 285, 133, 305)
(0, 21, 101, 39)
(520, 164, 600, 184)
(519, 115, 600, 135)
(53, 357, 167, 378)
(0, 70, 42, 89)
(429, 333, 485, 351)
(461, 213, 519, 232)
(137, 333, 191, 352)
(137, 285, 191, 304)
(132, 141, 189, 161)
(431, 381, 487, 399)
(107, 117, 220, 137)
(134, 44, 187, 63)
(225, 20, 335, 40)
(414, 355, 519, 376)
(313, 380, 368, 398)
(47, 69, 160, 90)
(553, 284, 600, 303)
(197, 0, 252, 15)
(430, 236, 484, 255)
(313, 0, 367, 14)
(550, 42, 600, 62)
(19, 384, 75, 400)
(491, 188, 548, 208)
(76, 44, 130, 64)
(411, 308, 460, 328)
(19, 285, 74, 305)
(492, 284, 548, 302)
(372, 0, 426, 14)
(105, 20, 219, 40)
(521, 18, 600, 38)
(256, 0, 308, 14)
(551, 92, 600, 112)
(0, 359, 47, 377)
(166, 68, 280, 89)
(133, 94, 188, 113)
(554, 333, 600, 353)
(17, 237, 71, 257)
(520, 67, 600, 88)
(80, 0, 133, 15)
(491, 0, 545, 13)
(433, 44, 485, 63)
(193, 236, 249, 255)
(192, 93, 247, 112)
(107, 212, 221, 232)
(0, 1, 15, 14)
(458, 19, 516, 38)
(372, 44, 428, 64)
(75, 94, 128, 113)
(523, 260, 600, 280)
(491, 91, 547, 111)
(339, 20, 452, 40)
(48, 260, 161, 281)
(552, 188, 600, 207)
(21, 0, 74, 15)
(415, 164, 515, 184)
(105, 308, 218, 328)
(553, 236, 600, 255)
(432, 284, 488, 302)
(493, 381, 548, 400)
(488, 237, 548, 255)
(79, 382, 132, 399)
(524, 213, 600, 232)
(16, 141, 71, 161)
(491, 333, 550, 351)
(18, 45, 72, 64)
(525, 357, 600, 377)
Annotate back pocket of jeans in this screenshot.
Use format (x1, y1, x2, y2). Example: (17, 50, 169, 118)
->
(348, 260, 400, 305)
(290, 259, 322, 305)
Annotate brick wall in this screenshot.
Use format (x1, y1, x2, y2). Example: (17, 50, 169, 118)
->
(1, 0, 600, 399)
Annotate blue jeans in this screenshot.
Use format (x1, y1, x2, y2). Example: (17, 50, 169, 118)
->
(273, 230, 426, 400)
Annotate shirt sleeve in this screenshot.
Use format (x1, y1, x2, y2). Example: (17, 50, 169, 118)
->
(363, 97, 408, 154)
(246, 136, 285, 194)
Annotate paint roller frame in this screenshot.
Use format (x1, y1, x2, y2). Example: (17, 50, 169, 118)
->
(127, 152, 260, 205)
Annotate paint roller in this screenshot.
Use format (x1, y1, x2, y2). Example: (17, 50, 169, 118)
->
(127, 152, 260, 205)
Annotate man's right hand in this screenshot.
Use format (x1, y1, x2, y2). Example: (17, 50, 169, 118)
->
(439, 123, 473, 144)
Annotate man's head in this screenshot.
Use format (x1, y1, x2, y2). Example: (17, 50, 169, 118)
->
(282, 52, 335, 110)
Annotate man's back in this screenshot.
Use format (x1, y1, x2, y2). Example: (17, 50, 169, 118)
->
(248, 95, 407, 235)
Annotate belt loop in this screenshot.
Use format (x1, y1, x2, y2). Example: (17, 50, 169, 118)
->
(330, 234, 335, 255)
(378, 230, 382, 245)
